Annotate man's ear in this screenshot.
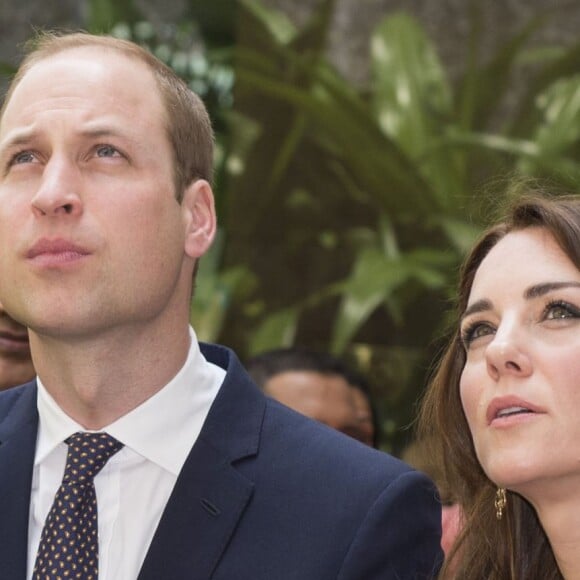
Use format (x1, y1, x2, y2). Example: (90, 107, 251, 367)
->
(181, 179, 217, 259)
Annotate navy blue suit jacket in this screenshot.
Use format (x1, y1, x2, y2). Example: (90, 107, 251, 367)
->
(0, 343, 442, 579)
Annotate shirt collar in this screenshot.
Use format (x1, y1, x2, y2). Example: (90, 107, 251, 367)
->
(35, 327, 226, 475)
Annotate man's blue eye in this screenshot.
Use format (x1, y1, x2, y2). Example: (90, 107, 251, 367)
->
(12, 151, 35, 164)
(96, 145, 119, 157)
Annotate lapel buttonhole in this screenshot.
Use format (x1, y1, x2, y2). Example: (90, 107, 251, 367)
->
(200, 497, 221, 517)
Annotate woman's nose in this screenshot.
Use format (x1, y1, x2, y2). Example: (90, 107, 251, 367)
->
(485, 325, 532, 381)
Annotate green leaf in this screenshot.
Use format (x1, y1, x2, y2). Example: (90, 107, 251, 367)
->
(442, 129, 540, 157)
(291, 0, 336, 55)
(235, 64, 438, 215)
(331, 248, 406, 354)
(531, 75, 580, 155)
(370, 13, 462, 205)
(371, 13, 452, 147)
(249, 307, 299, 355)
(438, 217, 483, 253)
(331, 246, 454, 353)
(511, 40, 580, 137)
(0, 62, 16, 77)
(86, 0, 140, 32)
(239, 0, 297, 46)
(457, 9, 548, 132)
(190, 232, 228, 341)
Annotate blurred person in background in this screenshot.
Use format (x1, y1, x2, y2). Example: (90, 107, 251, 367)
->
(0, 300, 35, 390)
(247, 348, 377, 446)
(346, 370, 379, 448)
(402, 437, 463, 560)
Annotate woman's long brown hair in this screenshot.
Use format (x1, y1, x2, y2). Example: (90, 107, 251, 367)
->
(418, 193, 580, 579)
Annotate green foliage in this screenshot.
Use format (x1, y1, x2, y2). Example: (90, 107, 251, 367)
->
(0, 62, 16, 77)
(78, 0, 580, 451)
(220, 0, 580, 450)
(87, 0, 235, 127)
(87, 0, 141, 32)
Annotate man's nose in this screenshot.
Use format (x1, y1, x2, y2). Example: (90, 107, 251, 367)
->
(31, 158, 83, 218)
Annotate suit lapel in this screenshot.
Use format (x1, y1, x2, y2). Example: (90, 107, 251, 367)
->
(138, 344, 265, 580)
(137, 436, 255, 580)
(0, 383, 39, 579)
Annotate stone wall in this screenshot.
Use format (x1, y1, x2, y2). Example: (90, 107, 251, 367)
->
(262, 0, 580, 87)
(0, 1, 84, 68)
(2, 0, 579, 86)
(0, 0, 188, 68)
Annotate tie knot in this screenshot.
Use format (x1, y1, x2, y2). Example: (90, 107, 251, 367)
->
(63, 432, 123, 485)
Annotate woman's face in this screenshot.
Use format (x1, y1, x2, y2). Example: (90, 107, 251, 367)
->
(459, 227, 580, 500)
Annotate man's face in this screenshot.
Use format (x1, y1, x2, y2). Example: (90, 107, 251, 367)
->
(350, 387, 375, 447)
(0, 300, 35, 390)
(264, 371, 361, 439)
(0, 47, 205, 339)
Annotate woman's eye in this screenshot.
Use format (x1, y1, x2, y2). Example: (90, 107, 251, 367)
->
(544, 301, 580, 321)
(460, 322, 494, 348)
(95, 145, 121, 158)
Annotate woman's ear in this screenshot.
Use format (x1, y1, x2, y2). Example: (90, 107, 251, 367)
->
(181, 179, 217, 259)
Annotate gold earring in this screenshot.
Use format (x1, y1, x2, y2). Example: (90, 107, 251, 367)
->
(495, 487, 507, 520)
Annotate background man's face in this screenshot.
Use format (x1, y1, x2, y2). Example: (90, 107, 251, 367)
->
(264, 370, 362, 440)
(0, 301, 34, 389)
(350, 388, 375, 447)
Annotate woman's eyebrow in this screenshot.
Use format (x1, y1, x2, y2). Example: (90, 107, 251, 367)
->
(462, 298, 492, 319)
(524, 281, 580, 299)
(462, 282, 580, 319)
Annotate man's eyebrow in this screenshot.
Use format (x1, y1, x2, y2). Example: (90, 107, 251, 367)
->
(79, 126, 138, 146)
(79, 126, 126, 139)
(524, 281, 580, 299)
(0, 126, 133, 151)
(0, 128, 37, 152)
(462, 299, 492, 319)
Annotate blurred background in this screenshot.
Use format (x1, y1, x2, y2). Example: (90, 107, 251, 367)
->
(2, 0, 580, 452)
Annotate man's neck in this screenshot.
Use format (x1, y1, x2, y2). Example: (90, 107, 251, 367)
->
(29, 324, 191, 429)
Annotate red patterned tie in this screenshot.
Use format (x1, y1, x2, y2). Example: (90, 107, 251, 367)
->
(33, 432, 123, 579)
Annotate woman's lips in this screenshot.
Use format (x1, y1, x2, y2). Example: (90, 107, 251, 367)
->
(486, 396, 545, 426)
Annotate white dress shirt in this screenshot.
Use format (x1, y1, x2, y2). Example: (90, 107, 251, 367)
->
(27, 327, 225, 580)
